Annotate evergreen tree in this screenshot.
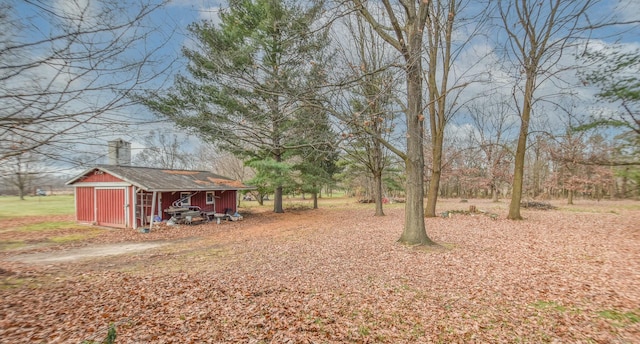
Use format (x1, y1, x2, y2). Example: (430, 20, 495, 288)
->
(138, 0, 331, 213)
(582, 48, 640, 138)
(292, 109, 341, 208)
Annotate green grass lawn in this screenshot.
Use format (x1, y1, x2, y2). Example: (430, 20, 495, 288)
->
(0, 195, 91, 251)
(0, 195, 75, 219)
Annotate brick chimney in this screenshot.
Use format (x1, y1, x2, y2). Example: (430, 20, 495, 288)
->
(107, 139, 131, 166)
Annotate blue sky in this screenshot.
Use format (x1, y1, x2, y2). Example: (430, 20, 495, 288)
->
(7, 0, 640, 171)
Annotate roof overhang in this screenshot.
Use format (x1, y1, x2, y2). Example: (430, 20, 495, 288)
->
(66, 166, 256, 192)
(140, 186, 256, 192)
(66, 166, 147, 190)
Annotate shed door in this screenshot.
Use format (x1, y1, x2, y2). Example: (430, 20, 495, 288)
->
(95, 188, 126, 228)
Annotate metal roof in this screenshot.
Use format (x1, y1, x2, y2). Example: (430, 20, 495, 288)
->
(66, 165, 255, 192)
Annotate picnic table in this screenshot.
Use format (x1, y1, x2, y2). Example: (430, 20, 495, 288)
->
(164, 206, 242, 225)
(164, 206, 205, 224)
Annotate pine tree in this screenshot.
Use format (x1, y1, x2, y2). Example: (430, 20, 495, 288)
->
(138, 0, 332, 213)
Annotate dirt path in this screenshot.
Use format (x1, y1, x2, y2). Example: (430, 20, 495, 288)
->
(4, 242, 166, 264)
(0, 208, 323, 265)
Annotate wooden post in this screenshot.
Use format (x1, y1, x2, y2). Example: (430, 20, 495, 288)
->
(149, 191, 157, 230)
(140, 189, 145, 226)
(132, 186, 137, 229)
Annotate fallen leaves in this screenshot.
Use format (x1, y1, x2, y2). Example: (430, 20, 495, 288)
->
(1, 200, 639, 343)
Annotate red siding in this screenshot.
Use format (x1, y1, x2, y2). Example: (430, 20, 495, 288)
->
(82, 170, 122, 183)
(96, 188, 126, 228)
(73, 184, 240, 227)
(163, 192, 184, 210)
(161, 191, 213, 212)
(190, 192, 208, 210)
(160, 190, 236, 218)
(216, 191, 237, 214)
(76, 187, 94, 222)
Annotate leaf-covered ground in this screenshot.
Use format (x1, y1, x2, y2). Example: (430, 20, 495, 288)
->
(1, 199, 639, 343)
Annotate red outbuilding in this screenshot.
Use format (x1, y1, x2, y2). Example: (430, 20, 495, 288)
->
(66, 165, 254, 229)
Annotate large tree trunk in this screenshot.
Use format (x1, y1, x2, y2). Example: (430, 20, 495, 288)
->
(567, 189, 574, 205)
(425, 139, 442, 217)
(400, 153, 433, 244)
(373, 171, 385, 216)
(312, 191, 318, 209)
(398, 45, 434, 245)
(273, 151, 284, 213)
(508, 124, 528, 219)
(508, 75, 535, 220)
(425, 170, 441, 216)
(371, 133, 385, 216)
(274, 186, 284, 213)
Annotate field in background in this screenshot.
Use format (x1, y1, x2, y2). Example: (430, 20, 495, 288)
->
(0, 195, 75, 219)
(2, 193, 639, 220)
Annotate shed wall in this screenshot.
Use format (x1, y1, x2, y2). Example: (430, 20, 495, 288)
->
(82, 171, 122, 183)
(75, 187, 94, 222)
(160, 190, 237, 219)
(216, 191, 237, 214)
(95, 188, 127, 228)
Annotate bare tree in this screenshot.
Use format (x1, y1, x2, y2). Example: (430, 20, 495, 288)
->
(467, 95, 516, 202)
(423, 0, 491, 217)
(0, 0, 172, 165)
(550, 125, 586, 204)
(349, 0, 434, 245)
(133, 130, 196, 170)
(0, 151, 42, 200)
(339, 13, 399, 216)
(496, 0, 631, 219)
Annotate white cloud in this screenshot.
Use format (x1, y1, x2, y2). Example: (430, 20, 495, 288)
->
(166, 0, 223, 25)
(52, 0, 100, 28)
(613, 0, 640, 23)
(198, 6, 223, 25)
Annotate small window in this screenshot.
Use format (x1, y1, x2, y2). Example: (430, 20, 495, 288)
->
(180, 192, 191, 206)
(206, 191, 215, 205)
